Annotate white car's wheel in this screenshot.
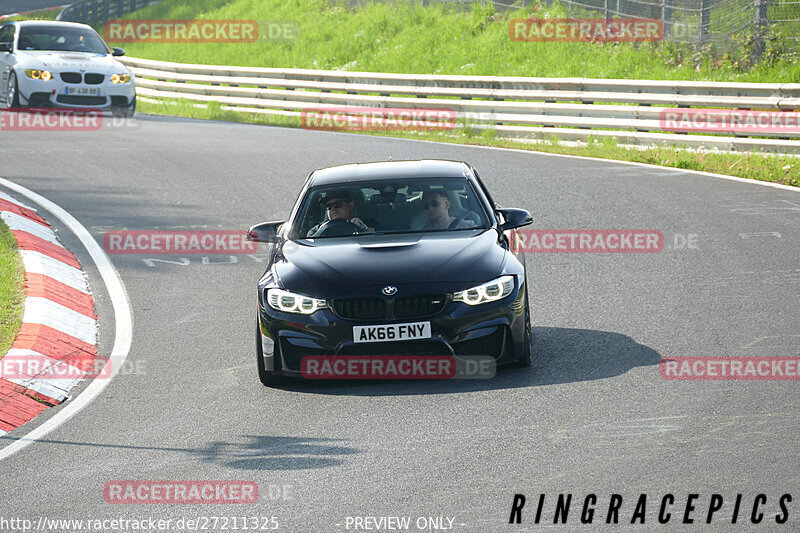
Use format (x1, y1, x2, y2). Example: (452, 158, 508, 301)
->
(7, 72, 20, 108)
(112, 96, 135, 118)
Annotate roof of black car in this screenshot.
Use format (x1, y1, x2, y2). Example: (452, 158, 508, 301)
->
(309, 160, 472, 186)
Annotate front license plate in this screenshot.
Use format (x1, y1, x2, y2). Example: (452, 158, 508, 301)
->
(353, 322, 431, 343)
(64, 87, 100, 96)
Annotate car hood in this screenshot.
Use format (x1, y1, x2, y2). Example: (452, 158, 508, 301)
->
(16, 51, 127, 73)
(274, 230, 507, 294)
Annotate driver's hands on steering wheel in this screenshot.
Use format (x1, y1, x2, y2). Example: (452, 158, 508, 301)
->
(308, 218, 364, 238)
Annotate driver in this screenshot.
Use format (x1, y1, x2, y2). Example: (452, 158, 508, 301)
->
(306, 190, 368, 237)
(419, 191, 476, 231)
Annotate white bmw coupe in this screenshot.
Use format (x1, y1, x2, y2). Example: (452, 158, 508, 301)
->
(0, 20, 135, 117)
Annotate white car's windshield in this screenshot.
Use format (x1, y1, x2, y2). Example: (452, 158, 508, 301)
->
(18, 26, 109, 54)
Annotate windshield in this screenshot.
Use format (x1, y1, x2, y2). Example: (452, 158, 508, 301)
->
(18, 26, 110, 54)
(295, 177, 490, 239)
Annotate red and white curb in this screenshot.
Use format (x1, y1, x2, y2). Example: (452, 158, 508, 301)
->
(0, 190, 98, 435)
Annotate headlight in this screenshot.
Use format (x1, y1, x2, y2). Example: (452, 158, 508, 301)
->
(266, 288, 328, 314)
(25, 69, 53, 81)
(110, 73, 131, 84)
(453, 275, 515, 306)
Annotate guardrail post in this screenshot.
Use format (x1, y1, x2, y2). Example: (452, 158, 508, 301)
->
(699, 0, 710, 46)
(752, 0, 769, 62)
(605, 0, 619, 22)
(661, 0, 672, 38)
(99, 0, 108, 24)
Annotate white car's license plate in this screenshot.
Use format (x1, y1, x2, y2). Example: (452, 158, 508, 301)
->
(353, 322, 431, 343)
(65, 87, 101, 96)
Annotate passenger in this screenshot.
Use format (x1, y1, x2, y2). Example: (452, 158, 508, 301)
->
(419, 191, 476, 231)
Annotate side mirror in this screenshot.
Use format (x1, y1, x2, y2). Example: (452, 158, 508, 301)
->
(246, 221, 284, 243)
(497, 208, 532, 232)
(111, 47, 126, 57)
(0, 43, 12, 53)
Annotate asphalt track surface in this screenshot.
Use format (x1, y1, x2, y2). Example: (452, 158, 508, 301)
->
(0, 114, 798, 532)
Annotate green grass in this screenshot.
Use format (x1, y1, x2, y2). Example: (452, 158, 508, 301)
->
(137, 98, 800, 188)
(111, 0, 799, 82)
(0, 219, 25, 359)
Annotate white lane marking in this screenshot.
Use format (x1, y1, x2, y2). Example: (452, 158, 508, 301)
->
(0, 177, 133, 462)
(21, 297, 97, 343)
(20, 250, 88, 293)
(739, 232, 782, 239)
(728, 200, 800, 215)
(0, 212, 58, 245)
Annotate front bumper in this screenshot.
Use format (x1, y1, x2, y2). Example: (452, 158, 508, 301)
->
(17, 73, 135, 109)
(257, 283, 528, 377)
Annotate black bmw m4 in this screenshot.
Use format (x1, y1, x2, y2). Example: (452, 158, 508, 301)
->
(248, 160, 533, 386)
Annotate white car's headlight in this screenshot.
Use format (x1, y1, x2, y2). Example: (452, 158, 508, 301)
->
(266, 288, 328, 314)
(110, 73, 131, 84)
(25, 69, 53, 81)
(453, 275, 515, 306)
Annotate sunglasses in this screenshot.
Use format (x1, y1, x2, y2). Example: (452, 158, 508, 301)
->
(325, 200, 349, 210)
(423, 200, 443, 209)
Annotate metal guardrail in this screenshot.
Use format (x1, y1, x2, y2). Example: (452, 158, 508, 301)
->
(120, 56, 800, 154)
(57, 0, 160, 25)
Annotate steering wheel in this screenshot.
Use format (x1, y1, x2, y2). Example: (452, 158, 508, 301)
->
(313, 218, 363, 237)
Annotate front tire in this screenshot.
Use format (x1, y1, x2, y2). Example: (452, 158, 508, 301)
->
(112, 96, 135, 118)
(256, 318, 284, 387)
(7, 72, 20, 108)
(517, 291, 532, 367)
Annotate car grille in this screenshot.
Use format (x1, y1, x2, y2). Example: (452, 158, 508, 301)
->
(331, 294, 447, 320)
(279, 338, 453, 371)
(395, 295, 447, 319)
(338, 341, 451, 356)
(331, 298, 386, 320)
(84, 73, 104, 84)
(279, 339, 329, 372)
(55, 95, 106, 105)
(60, 72, 82, 84)
(453, 327, 506, 357)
